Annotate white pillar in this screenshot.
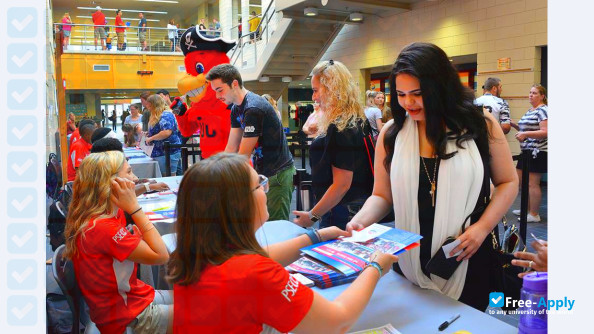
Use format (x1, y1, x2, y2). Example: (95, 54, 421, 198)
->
(241, 0, 250, 46)
(219, 0, 233, 40)
(232, 0, 240, 40)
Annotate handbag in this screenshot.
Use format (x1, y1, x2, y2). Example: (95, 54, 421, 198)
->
(489, 216, 526, 311)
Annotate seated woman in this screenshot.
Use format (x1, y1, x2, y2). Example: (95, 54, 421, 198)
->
(169, 153, 398, 333)
(64, 151, 172, 333)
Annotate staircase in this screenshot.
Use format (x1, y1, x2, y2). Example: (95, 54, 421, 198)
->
(230, 0, 347, 98)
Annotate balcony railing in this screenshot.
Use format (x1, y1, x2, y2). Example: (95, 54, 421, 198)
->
(53, 23, 221, 53)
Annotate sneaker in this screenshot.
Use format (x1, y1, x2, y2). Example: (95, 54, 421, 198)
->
(518, 214, 541, 223)
(512, 209, 521, 216)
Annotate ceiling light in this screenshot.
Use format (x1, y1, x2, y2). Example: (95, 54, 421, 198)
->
(304, 7, 318, 17)
(77, 7, 168, 15)
(135, 0, 179, 3)
(259, 76, 270, 82)
(350, 12, 363, 22)
(282, 76, 292, 83)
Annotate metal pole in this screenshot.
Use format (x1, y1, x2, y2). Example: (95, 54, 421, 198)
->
(519, 150, 530, 244)
(164, 142, 171, 176)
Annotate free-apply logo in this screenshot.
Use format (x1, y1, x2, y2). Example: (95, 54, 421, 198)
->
(489, 292, 505, 307)
(489, 292, 576, 311)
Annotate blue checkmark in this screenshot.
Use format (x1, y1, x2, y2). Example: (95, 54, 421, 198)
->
(7, 44, 37, 74)
(8, 224, 37, 254)
(7, 8, 38, 38)
(7, 80, 37, 110)
(7, 188, 37, 218)
(7, 259, 37, 290)
(489, 292, 505, 308)
(7, 116, 37, 146)
(7, 152, 37, 182)
(7, 295, 37, 326)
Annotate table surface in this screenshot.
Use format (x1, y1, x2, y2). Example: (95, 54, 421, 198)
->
(140, 184, 517, 334)
(125, 147, 162, 178)
(256, 220, 518, 334)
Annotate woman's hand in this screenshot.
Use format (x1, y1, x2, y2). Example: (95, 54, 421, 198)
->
(512, 240, 548, 277)
(346, 221, 365, 233)
(450, 223, 490, 261)
(150, 182, 170, 191)
(110, 177, 140, 214)
(368, 251, 399, 278)
(515, 132, 528, 142)
(145, 136, 153, 144)
(292, 210, 314, 228)
(317, 226, 351, 242)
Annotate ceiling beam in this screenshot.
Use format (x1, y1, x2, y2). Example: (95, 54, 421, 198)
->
(340, 0, 411, 10)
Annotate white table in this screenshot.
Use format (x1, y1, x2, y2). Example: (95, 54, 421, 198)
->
(125, 147, 162, 179)
(256, 220, 518, 334)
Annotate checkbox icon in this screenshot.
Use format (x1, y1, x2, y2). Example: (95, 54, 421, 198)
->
(7, 8, 38, 38)
(7, 188, 37, 218)
(489, 292, 505, 308)
(8, 44, 37, 74)
(7, 295, 37, 326)
(7, 80, 37, 110)
(7, 152, 37, 182)
(8, 224, 37, 254)
(7, 259, 37, 290)
(7, 116, 37, 146)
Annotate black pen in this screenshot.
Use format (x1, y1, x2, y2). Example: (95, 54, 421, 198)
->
(438, 313, 460, 331)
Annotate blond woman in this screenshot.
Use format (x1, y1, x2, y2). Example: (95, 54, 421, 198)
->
(293, 60, 374, 229)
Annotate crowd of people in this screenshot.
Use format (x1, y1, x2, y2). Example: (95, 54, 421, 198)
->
(58, 7, 226, 52)
(59, 42, 548, 333)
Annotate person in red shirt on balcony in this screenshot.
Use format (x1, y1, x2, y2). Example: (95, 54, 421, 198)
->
(115, 9, 126, 51)
(92, 6, 106, 50)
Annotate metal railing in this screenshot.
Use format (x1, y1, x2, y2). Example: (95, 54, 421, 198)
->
(53, 23, 220, 53)
(229, 0, 278, 68)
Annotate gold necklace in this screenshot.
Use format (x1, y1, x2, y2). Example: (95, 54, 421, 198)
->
(421, 156, 438, 207)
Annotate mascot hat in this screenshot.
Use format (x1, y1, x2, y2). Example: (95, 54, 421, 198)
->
(180, 27, 237, 56)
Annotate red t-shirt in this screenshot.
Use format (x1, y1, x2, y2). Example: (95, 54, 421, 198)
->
(174, 254, 314, 333)
(72, 209, 154, 334)
(67, 138, 92, 181)
(115, 16, 125, 33)
(92, 11, 105, 27)
(69, 128, 80, 147)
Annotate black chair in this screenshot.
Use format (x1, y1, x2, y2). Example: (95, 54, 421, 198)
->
(51, 245, 84, 334)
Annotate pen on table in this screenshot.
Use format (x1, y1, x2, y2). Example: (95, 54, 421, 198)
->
(530, 232, 546, 246)
(438, 313, 460, 331)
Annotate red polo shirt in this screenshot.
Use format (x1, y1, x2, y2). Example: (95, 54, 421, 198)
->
(67, 138, 92, 181)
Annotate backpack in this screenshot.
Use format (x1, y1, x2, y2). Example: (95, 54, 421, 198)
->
(360, 119, 376, 175)
(48, 182, 73, 251)
(46, 153, 62, 200)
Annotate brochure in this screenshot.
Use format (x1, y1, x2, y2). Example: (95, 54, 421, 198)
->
(287, 224, 422, 288)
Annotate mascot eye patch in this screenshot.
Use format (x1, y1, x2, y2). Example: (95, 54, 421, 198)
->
(195, 63, 205, 74)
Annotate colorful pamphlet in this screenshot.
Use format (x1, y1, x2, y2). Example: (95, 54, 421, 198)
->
(287, 224, 422, 288)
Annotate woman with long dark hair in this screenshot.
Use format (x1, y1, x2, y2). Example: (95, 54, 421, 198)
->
(169, 153, 398, 333)
(347, 43, 518, 310)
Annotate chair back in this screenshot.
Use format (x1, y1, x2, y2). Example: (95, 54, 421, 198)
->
(52, 245, 81, 334)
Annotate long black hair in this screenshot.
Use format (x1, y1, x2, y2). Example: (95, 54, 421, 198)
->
(383, 42, 491, 170)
